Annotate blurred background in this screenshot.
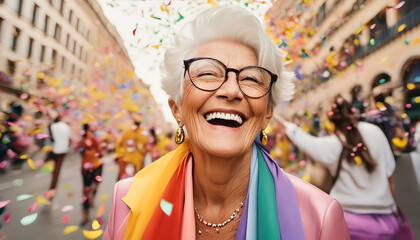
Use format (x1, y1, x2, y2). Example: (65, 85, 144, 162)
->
(0, 0, 419, 239)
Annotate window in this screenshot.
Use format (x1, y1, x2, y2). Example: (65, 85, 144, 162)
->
(73, 41, 77, 54)
(68, 9, 72, 22)
(54, 23, 61, 42)
(40, 45, 45, 62)
(52, 49, 57, 64)
(11, 28, 21, 51)
(61, 56, 66, 69)
(44, 15, 50, 34)
(76, 18, 79, 32)
(59, 0, 64, 14)
(7, 0, 23, 15)
(32, 4, 39, 25)
(65, 33, 69, 48)
(27, 38, 33, 58)
(7, 60, 16, 75)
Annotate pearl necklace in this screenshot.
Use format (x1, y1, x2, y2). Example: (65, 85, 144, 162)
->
(195, 202, 244, 234)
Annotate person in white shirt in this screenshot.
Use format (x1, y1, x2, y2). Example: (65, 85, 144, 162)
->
(48, 116, 71, 194)
(276, 96, 413, 239)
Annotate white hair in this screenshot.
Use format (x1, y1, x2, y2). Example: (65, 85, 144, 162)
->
(161, 6, 295, 107)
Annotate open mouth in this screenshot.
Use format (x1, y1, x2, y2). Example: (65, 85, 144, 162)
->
(205, 112, 245, 128)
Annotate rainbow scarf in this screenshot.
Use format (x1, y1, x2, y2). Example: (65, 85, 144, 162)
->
(122, 139, 305, 240)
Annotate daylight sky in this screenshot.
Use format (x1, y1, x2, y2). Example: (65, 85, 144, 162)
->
(97, 0, 273, 122)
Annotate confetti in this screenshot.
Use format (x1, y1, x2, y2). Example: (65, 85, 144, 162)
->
(16, 194, 33, 201)
(160, 199, 173, 216)
(13, 178, 23, 186)
(0, 161, 7, 168)
(28, 202, 38, 213)
(353, 156, 362, 165)
(37, 195, 51, 206)
(176, 12, 184, 22)
(96, 204, 106, 218)
(207, 0, 218, 7)
(20, 213, 38, 226)
(0, 200, 10, 208)
(397, 24, 406, 32)
(100, 194, 109, 202)
(369, 38, 375, 45)
(83, 229, 104, 239)
(92, 219, 100, 230)
(3, 212, 11, 223)
(133, 24, 138, 36)
(27, 158, 36, 170)
(61, 214, 70, 224)
(63, 225, 79, 235)
(61, 205, 74, 212)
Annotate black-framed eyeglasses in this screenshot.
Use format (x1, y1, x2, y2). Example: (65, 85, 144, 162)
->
(183, 57, 278, 99)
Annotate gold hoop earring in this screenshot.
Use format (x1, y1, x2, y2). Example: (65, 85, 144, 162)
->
(175, 125, 185, 144)
(260, 130, 268, 145)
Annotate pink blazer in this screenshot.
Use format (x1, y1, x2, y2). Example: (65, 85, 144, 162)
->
(103, 174, 349, 240)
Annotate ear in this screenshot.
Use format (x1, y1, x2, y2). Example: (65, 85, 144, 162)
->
(168, 99, 182, 123)
(262, 105, 273, 130)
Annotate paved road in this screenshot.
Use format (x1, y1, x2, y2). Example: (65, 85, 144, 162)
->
(0, 151, 118, 240)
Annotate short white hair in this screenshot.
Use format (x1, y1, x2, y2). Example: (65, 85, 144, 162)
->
(161, 6, 295, 107)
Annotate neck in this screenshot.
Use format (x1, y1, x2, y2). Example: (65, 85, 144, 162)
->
(191, 148, 250, 213)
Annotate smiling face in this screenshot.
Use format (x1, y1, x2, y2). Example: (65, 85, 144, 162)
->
(169, 40, 273, 159)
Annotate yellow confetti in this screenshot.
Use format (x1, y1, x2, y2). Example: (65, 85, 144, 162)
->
(63, 225, 79, 235)
(353, 156, 362, 165)
(353, 38, 360, 46)
(302, 173, 311, 182)
(92, 219, 100, 230)
(407, 83, 416, 90)
(83, 229, 103, 239)
(397, 24, 406, 32)
(27, 159, 36, 170)
(207, 0, 218, 7)
(413, 38, 420, 46)
(393, 137, 408, 148)
(152, 45, 160, 49)
(380, 56, 388, 62)
(19, 154, 28, 159)
(100, 194, 109, 202)
(36, 196, 51, 206)
(354, 24, 365, 35)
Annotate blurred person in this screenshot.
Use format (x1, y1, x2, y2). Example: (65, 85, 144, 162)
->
(276, 96, 414, 239)
(79, 123, 103, 226)
(118, 115, 148, 175)
(104, 6, 349, 240)
(48, 114, 71, 196)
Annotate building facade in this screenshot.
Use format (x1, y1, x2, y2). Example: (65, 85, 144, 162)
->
(267, 0, 420, 120)
(0, 0, 166, 129)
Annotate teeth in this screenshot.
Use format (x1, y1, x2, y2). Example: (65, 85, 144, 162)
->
(205, 112, 243, 125)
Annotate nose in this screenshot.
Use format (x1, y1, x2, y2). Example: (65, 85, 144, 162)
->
(215, 71, 243, 101)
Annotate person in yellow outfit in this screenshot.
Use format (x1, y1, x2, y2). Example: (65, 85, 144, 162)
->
(119, 115, 148, 176)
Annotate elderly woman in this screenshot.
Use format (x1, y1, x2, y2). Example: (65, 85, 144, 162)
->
(103, 6, 349, 240)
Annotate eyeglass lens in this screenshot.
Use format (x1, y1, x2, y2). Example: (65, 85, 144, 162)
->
(187, 58, 272, 98)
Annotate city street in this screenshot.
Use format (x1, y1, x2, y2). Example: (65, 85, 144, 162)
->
(0, 151, 118, 239)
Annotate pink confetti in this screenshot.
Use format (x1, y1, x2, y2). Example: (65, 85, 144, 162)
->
(0, 200, 11, 208)
(3, 212, 11, 223)
(35, 159, 44, 167)
(98, 218, 105, 226)
(393, 1, 405, 9)
(28, 202, 38, 213)
(95, 175, 103, 182)
(0, 161, 7, 169)
(61, 213, 70, 224)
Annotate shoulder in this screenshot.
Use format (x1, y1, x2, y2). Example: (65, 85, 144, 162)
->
(286, 173, 349, 240)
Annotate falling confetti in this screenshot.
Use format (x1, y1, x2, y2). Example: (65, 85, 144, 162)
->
(20, 213, 38, 226)
(27, 158, 37, 170)
(36, 195, 51, 206)
(3, 212, 11, 223)
(100, 194, 109, 202)
(28, 202, 38, 213)
(92, 219, 100, 230)
(61, 214, 70, 224)
(96, 204, 106, 218)
(160, 199, 173, 216)
(16, 194, 33, 201)
(133, 24, 138, 36)
(175, 11, 184, 22)
(61, 205, 74, 212)
(353, 156, 362, 165)
(13, 178, 23, 187)
(0, 200, 11, 208)
(397, 24, 406, 32)
(83, 229, 104, 239)
(63, 225, 79, 235)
